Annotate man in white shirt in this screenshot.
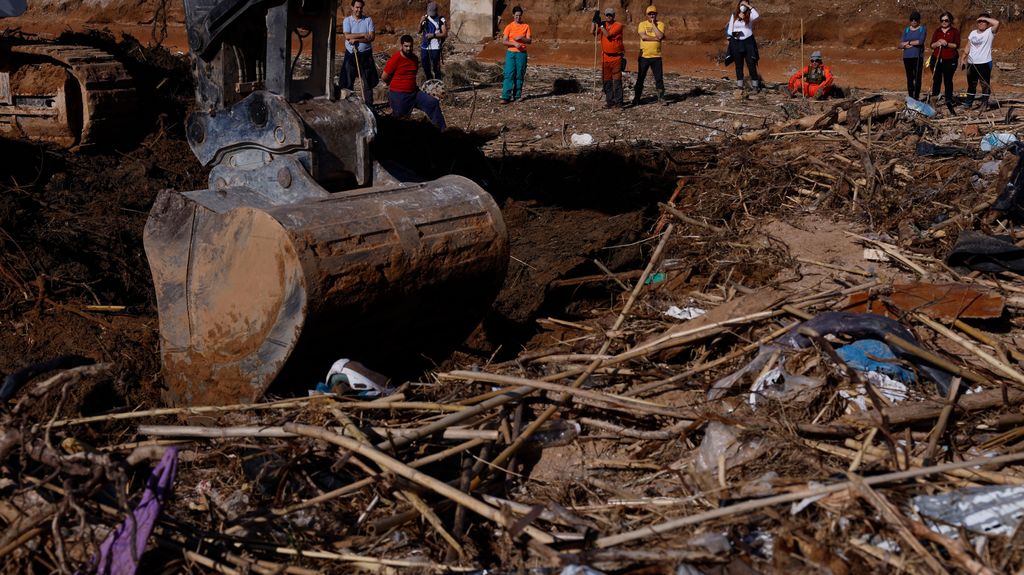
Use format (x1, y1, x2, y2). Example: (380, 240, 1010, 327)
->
(961, 13, 1000, 109)
(340, 0, 379, 104)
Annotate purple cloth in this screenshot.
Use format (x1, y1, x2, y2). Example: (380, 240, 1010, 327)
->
(92, 448, 178, 575)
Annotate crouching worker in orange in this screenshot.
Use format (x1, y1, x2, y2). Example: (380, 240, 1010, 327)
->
(787, 50, 834, 99)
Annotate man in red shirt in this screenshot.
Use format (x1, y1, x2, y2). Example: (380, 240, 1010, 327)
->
(381, 35, 446, 130)
(591, 7, 625, 108)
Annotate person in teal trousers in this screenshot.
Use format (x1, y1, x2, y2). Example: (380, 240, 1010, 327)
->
(501, 6, 532, 103)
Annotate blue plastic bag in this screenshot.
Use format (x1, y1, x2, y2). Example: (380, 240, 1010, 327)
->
(905, 96, 935, 118)
(981, 132, 1018, 152)
(836, 339, 916, 383)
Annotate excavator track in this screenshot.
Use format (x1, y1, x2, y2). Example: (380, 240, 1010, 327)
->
(0, 43, 136, 147)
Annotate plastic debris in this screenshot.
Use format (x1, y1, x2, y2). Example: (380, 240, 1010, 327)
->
(0, 0, 27, 18)
(791, 481, 828, 515)
(778, 312, 954, 394)
(948, 230, 1024, 274)
(836, 339, 915, 383)
(916, 141, 969, 157)
(560, 566, 605, 575)
(324, 359, 393, 398)
(91, 448, 178, 575)
(695, 421, 765, 478)
(913, 485, 1024, 537)
(528, 419, 581, 448)
(570, 133, 594, 146)
(686, 532, 731, 555)
(863, 248, 890, 261)
(981, 132, 1017, 151)
(748, 364, 823, 409)
(979, 160, 1001, 176)
(839, 371, 909, 411)
(665, 306, 706, 320)
(905, 96, 935, 118)
(644, 272, 667, 285)
(992, 142, 1024, 218)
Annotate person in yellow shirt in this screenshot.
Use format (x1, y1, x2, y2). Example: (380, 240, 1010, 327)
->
(501, 6, 532, 103)
(633, 5, 667, 106)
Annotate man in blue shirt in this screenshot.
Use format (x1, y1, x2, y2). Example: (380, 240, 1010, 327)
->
(340, 0, 379, 103)
(419, 2, 447, 80)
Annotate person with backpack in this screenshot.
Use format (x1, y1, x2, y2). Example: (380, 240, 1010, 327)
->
(419, 2, 447, 80)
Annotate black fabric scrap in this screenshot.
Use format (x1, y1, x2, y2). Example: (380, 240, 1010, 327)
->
(947, 230, 1024, 273)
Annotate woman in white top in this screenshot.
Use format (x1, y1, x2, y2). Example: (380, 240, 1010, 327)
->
(726, 0, 760, 96)
(961, 13, 1000, 109)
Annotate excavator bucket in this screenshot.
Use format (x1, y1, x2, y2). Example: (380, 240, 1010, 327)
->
(144, 0, 508, 405)
(145, 175, 507, 405)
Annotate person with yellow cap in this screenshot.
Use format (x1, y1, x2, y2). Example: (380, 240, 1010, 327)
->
(632, 5, 667, 106)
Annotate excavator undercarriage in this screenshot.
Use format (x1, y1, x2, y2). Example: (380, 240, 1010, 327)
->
(0, 39, 137, 148)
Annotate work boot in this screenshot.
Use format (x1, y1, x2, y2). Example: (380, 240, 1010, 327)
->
(733, 80, 745, 100)
(657, 88, 666, 105)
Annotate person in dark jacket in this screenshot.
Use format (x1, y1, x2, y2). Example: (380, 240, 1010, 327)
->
(899, 10, 926, 100)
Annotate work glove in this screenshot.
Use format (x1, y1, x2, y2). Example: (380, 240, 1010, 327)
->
(592, 10, 601, 25)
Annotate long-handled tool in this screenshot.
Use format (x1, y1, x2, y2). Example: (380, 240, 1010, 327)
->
(352, 42, 365, 102)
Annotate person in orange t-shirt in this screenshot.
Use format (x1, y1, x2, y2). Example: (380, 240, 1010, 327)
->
(591, 7, 625, 107)
(501, 6, 532, 103)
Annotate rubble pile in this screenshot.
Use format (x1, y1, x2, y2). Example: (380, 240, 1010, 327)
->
(6, 61, 1024, 574)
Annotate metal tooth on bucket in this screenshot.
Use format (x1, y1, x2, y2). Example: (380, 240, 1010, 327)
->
(144, 0, 508, 406)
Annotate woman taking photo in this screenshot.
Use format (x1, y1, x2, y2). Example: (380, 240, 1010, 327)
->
(899, 10, 926, 100)
(726, 0, 759, 98)
(929, 11, 960, 114)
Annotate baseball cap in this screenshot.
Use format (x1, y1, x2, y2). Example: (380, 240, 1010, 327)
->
(646, 5, 657, 14)
(604, 7, 615, 15)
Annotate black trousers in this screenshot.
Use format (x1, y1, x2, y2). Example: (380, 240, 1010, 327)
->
(729, 36, 759, 82)
(930, 57, 958, 110)
(903, 56, 923, 100)
(965, 61, 992, 103)
(634, 56, 664, 101)
(340, 49, 379, 104)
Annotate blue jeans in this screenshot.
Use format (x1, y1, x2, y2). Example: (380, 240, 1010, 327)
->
(421, 48, 442, 80)
(502, 51, 527, 101)
(388, 90, 446, 131)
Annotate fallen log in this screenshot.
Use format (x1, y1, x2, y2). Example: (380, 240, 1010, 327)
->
(738, 100, 904, 143)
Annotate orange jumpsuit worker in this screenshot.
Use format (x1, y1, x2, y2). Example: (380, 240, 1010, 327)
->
(787, 50, 834, 99)
(592, 7, 625, 108)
